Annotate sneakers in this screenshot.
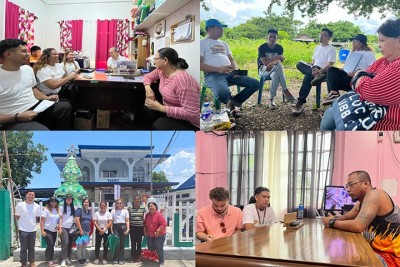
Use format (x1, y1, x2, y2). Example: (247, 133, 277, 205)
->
(93, 259, 100, 264)
(65, 259, 72, 265)
(269, 100, 277, 110)
(77, 259, 86, 266)
(60, 261, 66, 267)
(310, 74, 326, 86)
(48, 261, 58, 267)
(102, 259, 108, 264)
(119, 261, 125, 265)
(292, 102, 304, 115)
(322, 92, 340, 106)
(114, 260, 119, 264)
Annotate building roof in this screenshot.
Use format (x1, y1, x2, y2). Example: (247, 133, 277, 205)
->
(294, 34, 315, 42)
(173, 174, 195, 191)
(79, 145, 154, 150)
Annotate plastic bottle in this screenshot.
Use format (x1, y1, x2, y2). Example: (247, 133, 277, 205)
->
(200, 102, 213, 130)
(298, 203, 304, 219)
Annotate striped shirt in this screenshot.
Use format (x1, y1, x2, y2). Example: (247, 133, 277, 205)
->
(356, 57, 400, 130)
(128, 205, 145, 227)
(143, 69, 200, 128)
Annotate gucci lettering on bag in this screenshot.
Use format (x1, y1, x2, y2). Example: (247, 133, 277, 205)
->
(334, 91, 387, 130)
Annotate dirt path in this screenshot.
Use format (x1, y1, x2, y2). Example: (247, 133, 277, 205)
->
(204, 77, 330, 131)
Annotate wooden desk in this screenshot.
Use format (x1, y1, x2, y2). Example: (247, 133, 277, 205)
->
(196, 218, 383, 267)
(71, 72, 145, 112)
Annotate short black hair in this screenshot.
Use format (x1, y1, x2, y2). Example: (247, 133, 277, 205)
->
(267, 29, 278, 35)
(377, 19, 400, 38)
(0, 39, 27, 58)
(30, 45, 41, 53)
(321, 28, 333, 37)
(348, 170, 372, 183)
(254, 186, 270, 195)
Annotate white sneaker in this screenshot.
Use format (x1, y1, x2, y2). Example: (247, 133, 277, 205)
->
(102, 259, 108, 264)
(60, 261, 66, 267)
(93, 259, 99, 264)
(65, 259, 72, 265)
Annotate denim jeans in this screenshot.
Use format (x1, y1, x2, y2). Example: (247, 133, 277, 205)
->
(204, 72, 259, 106)
(19, 230, 36, 265)
(147, 235, 166, 264)
(259, 63, 288, 100)
(320, 104, 345, 130)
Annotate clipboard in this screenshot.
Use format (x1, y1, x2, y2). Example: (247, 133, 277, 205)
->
(343, 52, 363, 73)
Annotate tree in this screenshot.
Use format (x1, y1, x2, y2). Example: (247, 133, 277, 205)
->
(152, 171, 169, 183)
(0, 131, 47, 188)
(223, 13, 303, 40)
(151, 171, 169, 194)
(268, 0, 400, 18)
(302, 20, 362, 42)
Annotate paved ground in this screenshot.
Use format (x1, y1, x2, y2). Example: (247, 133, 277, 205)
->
(0, 247, 194, 267)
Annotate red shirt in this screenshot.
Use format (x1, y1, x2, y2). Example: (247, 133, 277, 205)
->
(144, 211, 167, 237)
(356, 57, 400, 130)
(143, 69, 200, 128)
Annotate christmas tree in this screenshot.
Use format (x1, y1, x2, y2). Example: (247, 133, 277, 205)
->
(54, 145, 87, 206)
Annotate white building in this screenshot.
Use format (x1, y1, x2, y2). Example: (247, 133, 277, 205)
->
(51, 145, 178, 205)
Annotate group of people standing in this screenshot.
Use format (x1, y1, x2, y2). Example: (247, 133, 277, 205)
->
(200, 18, 400, 130)
(15, 192, 167, 267)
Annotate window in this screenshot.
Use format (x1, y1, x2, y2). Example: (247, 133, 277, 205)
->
(288, 132, 334, 217)
(132, 167, 136, 179)
(182, 193, 189, 198)
(102, 170, 117, 178)
(82, 167, 90, 181)
(136, 167, 145, 182)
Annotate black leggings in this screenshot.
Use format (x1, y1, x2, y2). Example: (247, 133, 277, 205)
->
(326, 67, 352, 93)
(95, 229, 110, 260)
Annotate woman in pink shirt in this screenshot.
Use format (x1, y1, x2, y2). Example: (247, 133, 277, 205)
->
(144, 202, 167, 266)
(143, 47, 200, 130)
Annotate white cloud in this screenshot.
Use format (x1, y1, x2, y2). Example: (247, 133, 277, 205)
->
(156, 150, 195, 186)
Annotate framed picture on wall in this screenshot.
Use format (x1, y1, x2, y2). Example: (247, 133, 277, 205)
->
(171, 15, 195, 44)
(154, 19, 166, 38)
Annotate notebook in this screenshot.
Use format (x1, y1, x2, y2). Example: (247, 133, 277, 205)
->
(343, 52, 363, 74)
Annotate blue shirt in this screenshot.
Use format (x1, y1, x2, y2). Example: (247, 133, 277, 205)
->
(75, 208, 92, 233)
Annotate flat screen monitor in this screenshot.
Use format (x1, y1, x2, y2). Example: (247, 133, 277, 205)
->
(116, 60, 136, 70)
(324, 185, 357, 211)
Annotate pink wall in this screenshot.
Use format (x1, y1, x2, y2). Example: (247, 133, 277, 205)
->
(195, 131, 228, 210)
(333, 131, 400, 204)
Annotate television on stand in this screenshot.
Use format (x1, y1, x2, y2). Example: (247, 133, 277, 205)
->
(323, 185, 357, 215)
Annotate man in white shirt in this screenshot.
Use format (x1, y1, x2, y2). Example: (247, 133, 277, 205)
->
(242, 187, 277, 230)
(200, 19, 259, 116)
(15, 190, 41, 267)
(107, 47, 128, 70)
(292, 28, 336, 114)
(0, 39, 72, 130)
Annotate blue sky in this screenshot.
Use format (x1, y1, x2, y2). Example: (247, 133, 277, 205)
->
(29, 131, 195, 189)
(201, 0, 395, 35)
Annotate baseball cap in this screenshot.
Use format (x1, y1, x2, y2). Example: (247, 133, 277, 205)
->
(205, 19, 227, 29)
(351, 34, 368, 44)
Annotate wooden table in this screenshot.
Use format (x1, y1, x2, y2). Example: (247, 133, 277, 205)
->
(71, 72, 146, 112)
(196, 218, 383, 267)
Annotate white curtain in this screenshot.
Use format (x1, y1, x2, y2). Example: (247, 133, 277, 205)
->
(82, 20, 97, 68)
(262, 131, 289, 221)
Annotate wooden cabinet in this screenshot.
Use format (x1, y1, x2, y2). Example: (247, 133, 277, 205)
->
(133, 35, 149, 68)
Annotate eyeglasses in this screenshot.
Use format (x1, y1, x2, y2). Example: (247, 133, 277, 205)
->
(344, 180, 365, 189)
(220, 222, 226, 233)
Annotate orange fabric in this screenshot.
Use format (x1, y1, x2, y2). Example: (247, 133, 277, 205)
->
(196, 205, 243, 240)
(375, 250, 400, 267)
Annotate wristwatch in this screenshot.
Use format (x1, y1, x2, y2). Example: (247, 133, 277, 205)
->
(329, 218, 337, 228)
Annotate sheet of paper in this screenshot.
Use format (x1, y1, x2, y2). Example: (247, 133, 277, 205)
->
(343, 52, 363, 73)
(33, 100, 55, 113)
